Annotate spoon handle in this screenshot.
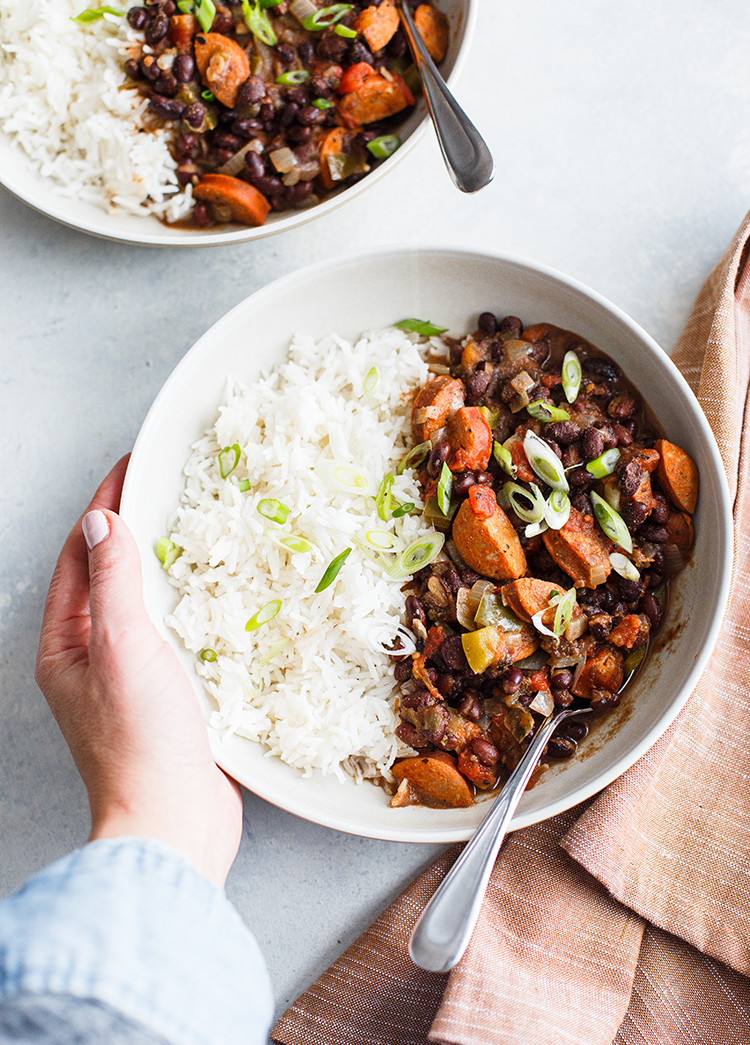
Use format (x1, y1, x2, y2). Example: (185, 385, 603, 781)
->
(398, 3, 494, 193)
(408, 707, 574, 973)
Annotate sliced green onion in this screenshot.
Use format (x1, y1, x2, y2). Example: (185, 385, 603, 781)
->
(493, 441, 517, 478)
(200, 648, 217, 662)
(392, 532, 445, 578)
(201, 88, 215, 101)
(503, 481, 545, 524)
(363, 366, 379, 395)
(367, 135, 401, 160)
(315, 548, 351, 592)
(259, 638, 289, 666)
(242, 0, 277, 44)
(238, 478, 251, 492)
(71, 5, 124, 23)
(524, 519, 549, 538)
(257, 498, 290, 525)
(334, 22, 357, 36)
(259, 0, 283, 6)
(523, 431, 569, 492)
(276, 70, 311, 85)
(395, 318, 448, 336)
(156, 536, 181, 569)
(312, 97, 334, 110)
(177, 0, 194, 11)
(397, 440, 430, 474)
(544, 489, 571, 530)
(590, 491, 633, 553)
(437, 462, 452, 516)
(609, 551, 640, 581)
(302, 3, 352, 28)
(552, 587, 577, 636)
(561, 350, 582, 403)
(245, 600, 283, 631)
(320, 460, 374, 495)
(531, 607, 557, 639)
(586, 447, 621, 479)
(374, 472, 395, 521)
(265, 530, 314, 554)
(218, 443, 241, 478)
(391, 501, 415, 518)
(364, 529, 397, 550)
(526, 400, 571, 423)
(196, 0, 216, 32)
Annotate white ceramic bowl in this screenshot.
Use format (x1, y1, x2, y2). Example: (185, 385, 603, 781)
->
(121, 246, 732, 841)
(0, 2, 473, 247)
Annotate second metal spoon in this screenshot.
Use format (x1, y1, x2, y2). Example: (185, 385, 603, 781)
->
(409, 705, 591, 973)
(397, 1, 494, 193)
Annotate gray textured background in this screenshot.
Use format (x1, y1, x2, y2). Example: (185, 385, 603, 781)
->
(2, 0, 749, 1023)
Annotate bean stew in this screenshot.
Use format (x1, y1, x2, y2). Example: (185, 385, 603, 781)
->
(389, 315, 699, 809)
(122, 0, 449, 227)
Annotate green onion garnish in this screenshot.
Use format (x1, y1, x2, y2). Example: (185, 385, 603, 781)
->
(590, 491, 633, 553)
(302, 3, 352, 29)
(367, 135, 401, 160)
(71, 5, 124, 23)
(156, 536, 181, 569)
(257, 498, 290, 525)
(492, 441, 517, 477)
(312, 97, 334, 110)
(238, 478, 251, 492)
(259, 0, 283, 6)
(218, 443, 241, 478)
(276, 70, 311, 85)
(196, 0, 215, 32)
(242, 0, 277, 44)
(177, 0, 194, 11)
(321, 461, 374, 495)
(201, 89, 215, 101)
(374, 472, 395, 521)
(200, 648, 217, 662)
(561, 350, 582, 403)
(392, 502, 415, 518)
(364, 529, 397, 550)
(609, 551, 640, 581)
(585, 447, 621, 479)
(437, 462, 452, 516)
(258, 637, 289, 666)
(551, 587, 577, 636)
(526, 400, 571, 423)
(245, 599, 283, 631)
(503, 481, 545, 524)
(522, 431, 569, 492)
(397, 440, 430, 475)
(395, 318, 448, 336)
(392, 532, 445, 577)
(315, 548, 352, 592)
(265, 530, 313, 554)
(544, 488, 571, 530)
(363, 366, 379, 395)
(334, 22, 357, 36)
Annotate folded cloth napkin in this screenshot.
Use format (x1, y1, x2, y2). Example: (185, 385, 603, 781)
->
(272, 209, 750, 1045)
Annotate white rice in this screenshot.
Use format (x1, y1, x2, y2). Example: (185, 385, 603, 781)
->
(0, 0, 191, 220)
(165, 327, 440, 783)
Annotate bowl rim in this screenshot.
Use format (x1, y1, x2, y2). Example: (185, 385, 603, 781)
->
(0, 2, 477, 248)
(122, 243, 734, 840)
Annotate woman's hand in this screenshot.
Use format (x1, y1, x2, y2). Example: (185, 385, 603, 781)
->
(36, 457, 242, 887)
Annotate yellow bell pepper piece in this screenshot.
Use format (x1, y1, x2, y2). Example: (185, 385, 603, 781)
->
(461, 626, 505, 674)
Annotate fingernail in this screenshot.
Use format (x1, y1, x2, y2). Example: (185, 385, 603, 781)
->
(82, 510, 110, 550)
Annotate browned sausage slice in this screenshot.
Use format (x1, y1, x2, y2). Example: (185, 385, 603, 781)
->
(390, 753, 474, 808)
(452, 495, 526, 581)
(571, 645, 624, 699)
(411, 375, 465, 443)
(655, 439, 699, 514)
(500, 578, 563, 622)
(445, 406, 492, 471)
(542, 507, 612, 588)
(194, 33, 250, 108)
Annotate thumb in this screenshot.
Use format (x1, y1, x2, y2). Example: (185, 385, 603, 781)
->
(82, 509, 148, 639)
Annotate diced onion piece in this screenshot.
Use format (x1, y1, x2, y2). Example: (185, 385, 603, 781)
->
(455, 580, 494, 629)
(526, 400, 571, 423)
(609, 552, 640, 581)
(217, 141, 254, 177)
(493, 441, 517, 477)
(319, 460, 374, 495)
(269, 147, 297, 173)
(363, 366, 379, 395)
(590, 491, 633, 552)
(562, 350, 582, 403)
(265, 530, 314, 554)
(503, 481, 545, 523)
(524, 519, 548, 538)
(586, 447, 621, 479)
(437, 462, 452, 516)
(391, 532, 445, 579)
(218, 443, 241, 478)
(509, 369, 535, 394)
(544, 489, 571, 530)
(367, 623, 417, 657)
(257, 498, 290, 524)
(529, 689, 554, 716)
(523, 431, 569, 491)
(245, 599, 283, 631)
(289, 0, 316, 21)
(531, 607, 558, 638)
(397, 441, 430, 474)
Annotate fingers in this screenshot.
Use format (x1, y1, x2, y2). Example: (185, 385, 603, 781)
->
(83, 508, 149, 644)
(37, 456, 132, 676)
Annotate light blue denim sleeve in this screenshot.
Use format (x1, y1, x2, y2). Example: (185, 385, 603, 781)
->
(0, 838, 273, 1045)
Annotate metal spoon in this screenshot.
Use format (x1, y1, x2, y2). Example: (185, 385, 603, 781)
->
(397, 1, 494, 193)
(409, 705, 591, 973)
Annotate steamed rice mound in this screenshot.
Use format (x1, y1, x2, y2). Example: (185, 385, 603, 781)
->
(165, 327, 439, 783)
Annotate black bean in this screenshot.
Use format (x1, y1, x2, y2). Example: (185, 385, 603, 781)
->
(148, 97, 185, 119)
(286, 180, 313, 204)
(127, 6, 148, 28)
(551, 669, 574, 690)
(499, 315, 522, 338)
(619, 460, 644, 497)
(298, 39, 314, 63)
(183, 101, 207, 129)
(212, 7, 233, 31)
(583, 357, 620, 383)
(124, 58, 141, 79)
(568, 467, 594, 489)
(590, 689, 621, 713)
(387, 28, 407, 56)
(553, 689, 574, 708)
(244, 150, 265, 179)
(478, 311, 497, 335)
(427, 439, 450, 478)
(465, 367, 491, 404)
(638, 523, 669, 543)
(581, 427, 605, 461)
(317, 33, 348, 60)
(617, 577, 643, 602)
(349, 39, 373, 64)
(501, 667, 523, 694)
(237, 75, 266, 105)
(475, 471, 493, 485)
(212, 130, 242, 151)
(547, 440, 563, 460)
(650, 547, 666, 575)
(651, 495, 671, 525)
(547, 736, 577, 759)
(279, 102, 299, 128)
(153, 73, 178, 97)
(457, 692, 482, 721)
(395, 722, 428, 749)
(436, 672, 460, 697)
(439, 635, 470, 672)
(297, 105, 321, 126)
(470, 738, 499, 764)
(276, 42, 295, 64)
(176, 161, 199, 185)
(191, 201, 212, 226)
(611, 422, 633, 447)
(394, 660, 413, 683)
(259, 100, 276, 123)
(401, 688, 437, 710)
(405, 595, 427, 628)
(173, 53, 195, 83)
(145, 11, 169, 43)
(640, 593, 663, 630)
(288, 125, 312, 143)
(141, 56, 161, 81)
(161, 0, 176, 14)
(620, 501, 649, 531)
(547, 420, 579, 445)
(452, 472, 475, 497)
(608, 393, 636, 419)
(231, 118, 262, 139)
(559, 719, 588, 742)
(571, 490, 593, 516)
